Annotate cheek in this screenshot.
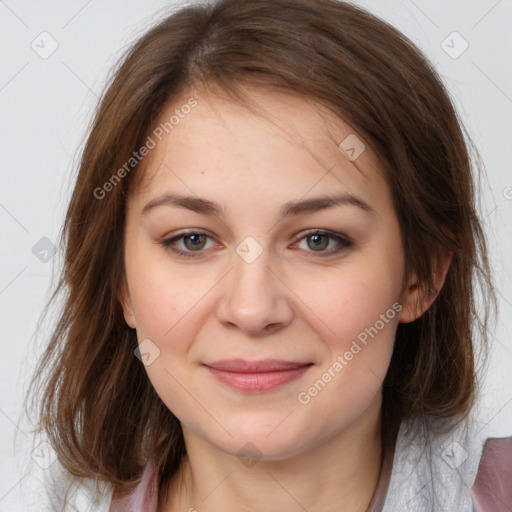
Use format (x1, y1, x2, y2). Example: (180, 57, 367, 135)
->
(127, 255, 210, 341)
(295, 289, 397, 435)
(126, 258, 216, 403)
(299, 262, 401, 348)
(129, 267, 210, 424)
(293, 261, 400, 405)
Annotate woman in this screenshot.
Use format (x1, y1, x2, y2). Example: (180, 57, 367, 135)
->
(28, 0, 512, 510)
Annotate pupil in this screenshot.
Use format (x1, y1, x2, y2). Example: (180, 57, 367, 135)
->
(309, 234, 328, 250)
(186, 234, 204, 250)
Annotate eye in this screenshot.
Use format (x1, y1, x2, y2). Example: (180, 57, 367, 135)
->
(160, 230, 217, 258)
(160, 229, 352, 259)
(292, 230, 353, 257)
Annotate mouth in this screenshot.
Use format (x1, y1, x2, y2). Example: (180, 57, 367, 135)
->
(202, 358, 314, 392)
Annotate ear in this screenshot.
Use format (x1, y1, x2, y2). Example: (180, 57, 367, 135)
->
(398, 244, 453, 324)
(118, 279, 137, 329)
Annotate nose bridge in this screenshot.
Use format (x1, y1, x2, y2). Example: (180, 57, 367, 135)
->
(217, 237, 293, 333)
(233, 242, 273, 295)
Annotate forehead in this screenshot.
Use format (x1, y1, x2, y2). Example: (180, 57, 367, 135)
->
(129, 85, 391, 215)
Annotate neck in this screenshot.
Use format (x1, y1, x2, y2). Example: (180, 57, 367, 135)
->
(164, 398, 383, 512)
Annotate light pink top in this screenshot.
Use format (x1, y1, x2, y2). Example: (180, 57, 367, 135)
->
(109, 435, 512, 511)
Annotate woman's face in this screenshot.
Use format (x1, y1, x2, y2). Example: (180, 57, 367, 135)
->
(119, 86, 413, 460)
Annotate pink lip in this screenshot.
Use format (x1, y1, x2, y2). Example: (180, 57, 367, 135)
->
(202, 359, 313, 392)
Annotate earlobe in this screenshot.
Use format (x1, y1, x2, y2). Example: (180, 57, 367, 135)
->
(118, 281, 137, 329)
(398, 246, 453, 324)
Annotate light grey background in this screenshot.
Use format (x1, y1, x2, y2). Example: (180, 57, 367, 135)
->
(0, 0, 511, 510)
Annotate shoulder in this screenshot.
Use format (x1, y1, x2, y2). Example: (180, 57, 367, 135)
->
(42, 456, 157, 512)
(381, 415, 508, 511)
(43, 459, 113, 512)
(470, 435, 512, 511)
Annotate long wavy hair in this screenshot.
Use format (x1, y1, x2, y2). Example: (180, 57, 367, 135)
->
(26, 0, 497, 508)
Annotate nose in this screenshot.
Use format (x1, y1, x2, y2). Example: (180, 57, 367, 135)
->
(215, 246, 294, 335)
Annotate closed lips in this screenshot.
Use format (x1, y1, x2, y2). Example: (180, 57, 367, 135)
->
(203, 359, 313, 372)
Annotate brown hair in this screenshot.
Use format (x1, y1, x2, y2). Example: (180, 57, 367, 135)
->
(26, 0, 497, 507)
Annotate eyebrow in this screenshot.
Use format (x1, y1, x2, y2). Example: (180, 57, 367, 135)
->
(141, 192, 375, 218)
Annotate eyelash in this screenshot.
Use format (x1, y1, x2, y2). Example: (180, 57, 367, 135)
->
(160, 229, 353, 259)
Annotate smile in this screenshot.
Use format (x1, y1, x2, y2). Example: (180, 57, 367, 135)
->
(202, 359, 314, 392)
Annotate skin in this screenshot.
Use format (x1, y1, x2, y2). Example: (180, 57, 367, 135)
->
(119, 85, 452, 512)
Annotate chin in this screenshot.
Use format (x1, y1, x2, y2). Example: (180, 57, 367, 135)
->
(204, 418, 314, 462)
